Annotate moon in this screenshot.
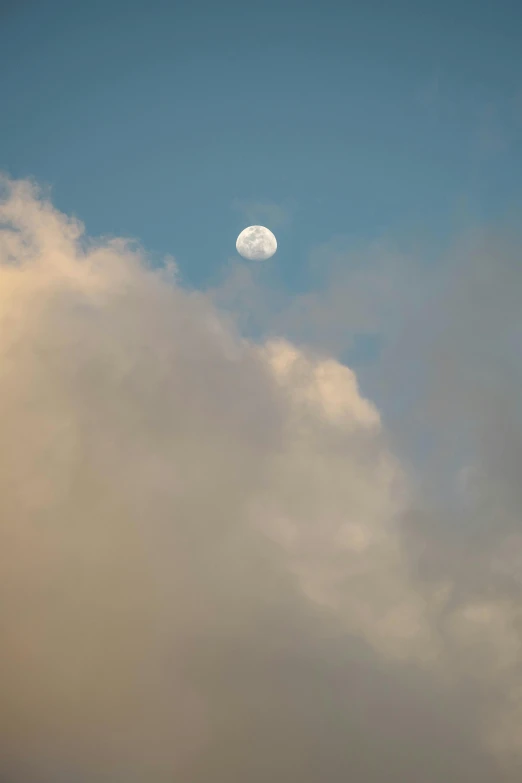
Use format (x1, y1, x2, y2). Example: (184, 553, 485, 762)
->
(236, 225, 277, 261)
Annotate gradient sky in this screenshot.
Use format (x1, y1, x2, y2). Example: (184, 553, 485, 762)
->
(2, 3, 522, 782)
(2, 0, 521, 295)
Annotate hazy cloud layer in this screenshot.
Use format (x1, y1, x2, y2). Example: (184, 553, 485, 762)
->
(231, 197, 295, 229)
(1, 177, 521, 782)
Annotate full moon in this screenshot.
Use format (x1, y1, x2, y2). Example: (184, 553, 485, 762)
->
(236, 225, 277, 261)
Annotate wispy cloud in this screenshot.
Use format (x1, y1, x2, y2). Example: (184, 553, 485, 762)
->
(231, 196, 295, 229)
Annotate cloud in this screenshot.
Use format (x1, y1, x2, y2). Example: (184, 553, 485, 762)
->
(209, 233, 424, 355)
(0, 176, 521, 782)
(231, 197, 294, 229)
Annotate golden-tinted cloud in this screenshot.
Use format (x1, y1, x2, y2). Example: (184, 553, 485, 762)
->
(0, 177, 521, 782)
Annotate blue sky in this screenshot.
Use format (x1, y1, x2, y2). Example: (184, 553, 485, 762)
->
(2, 0, 521, 295)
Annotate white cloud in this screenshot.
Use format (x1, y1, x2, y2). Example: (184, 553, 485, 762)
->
(0, 176, 521, 782)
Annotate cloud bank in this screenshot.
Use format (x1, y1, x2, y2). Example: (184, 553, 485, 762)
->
(0, 177, 521, 782)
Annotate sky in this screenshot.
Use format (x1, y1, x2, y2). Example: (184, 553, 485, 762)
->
(1, 1, 522, 782)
